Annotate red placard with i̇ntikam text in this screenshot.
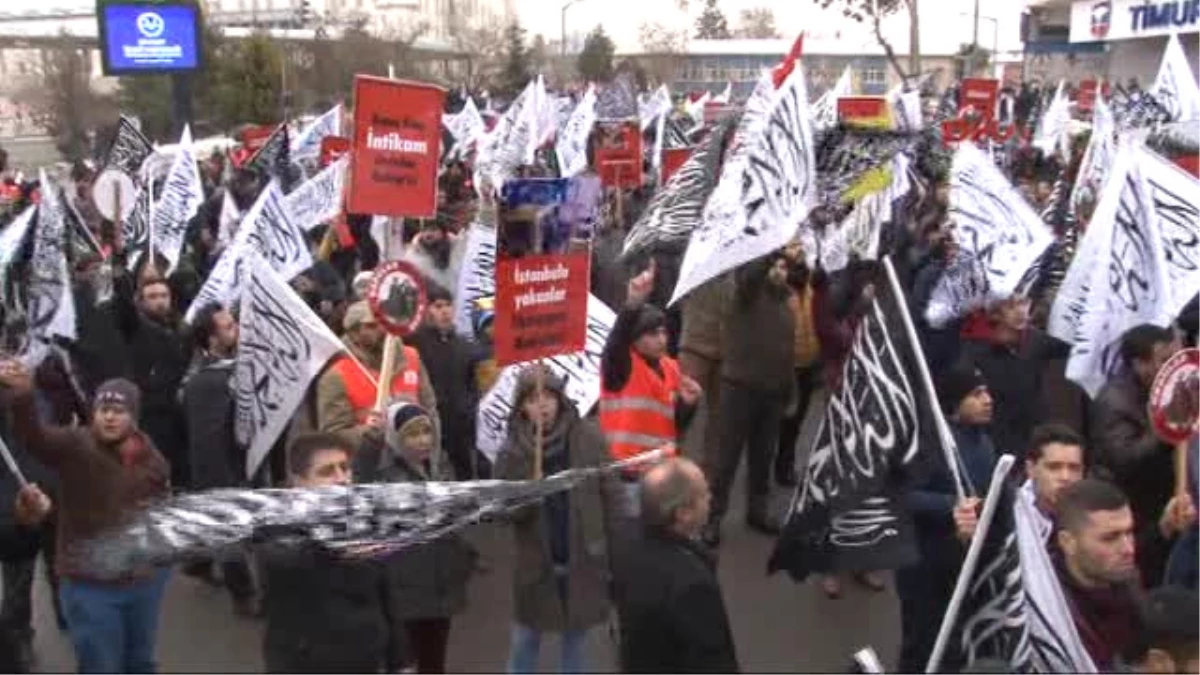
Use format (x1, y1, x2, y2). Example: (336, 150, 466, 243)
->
(348, 75, 445, 217)
(493, 252, 590, 366)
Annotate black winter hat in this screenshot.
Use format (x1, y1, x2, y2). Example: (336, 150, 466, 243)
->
(936, 364, 986, 414)
(93, 378, 141, 418)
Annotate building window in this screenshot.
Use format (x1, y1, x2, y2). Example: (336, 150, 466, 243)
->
(863, 66, 886, 87)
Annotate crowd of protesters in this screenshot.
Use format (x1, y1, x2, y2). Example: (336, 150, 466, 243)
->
(0, 71, 1192, 675)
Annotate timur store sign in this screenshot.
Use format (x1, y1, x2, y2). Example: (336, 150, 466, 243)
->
(1070, 0, 1200, 42)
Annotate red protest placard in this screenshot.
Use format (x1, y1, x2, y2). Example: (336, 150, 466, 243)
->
(493, 252, 590, 365)
(959, 78, 999, 121)
(348, 76, 445, 217)
(595, 122, 643, 189)
(837, 97, 890, 128)
(661, 148, 693, 183)
(320, 136, 351, 167)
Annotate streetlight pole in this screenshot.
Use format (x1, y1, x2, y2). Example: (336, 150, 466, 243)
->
(561, 0, 583, 57)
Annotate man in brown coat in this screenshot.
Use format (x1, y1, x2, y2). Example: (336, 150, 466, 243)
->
(678, 274, 733, 474)
(0, 364, 171, 673)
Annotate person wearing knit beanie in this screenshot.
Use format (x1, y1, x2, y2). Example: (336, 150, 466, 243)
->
(936, 364, 989, 418)
(385, 402, 436, 467)
(92, 378, 143, 443)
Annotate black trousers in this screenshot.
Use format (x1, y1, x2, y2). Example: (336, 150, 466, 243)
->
(775, 364, 821, 478)
(895, 561, 958, 673)
(1, 517, 60, 635)
(709, 379, 785, 523)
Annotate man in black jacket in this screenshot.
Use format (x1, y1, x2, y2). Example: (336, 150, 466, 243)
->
(409, 284, 480, 479)
(614, 457, 738, 673)
(260, 432, 393, 673)
(181, 302, 257, 615)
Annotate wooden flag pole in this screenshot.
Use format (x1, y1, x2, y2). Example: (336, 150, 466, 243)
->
(533, 362, 544, 480)
(1175, 438, 1189, 499)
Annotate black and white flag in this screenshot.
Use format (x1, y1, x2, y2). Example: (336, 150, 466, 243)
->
(476, 295, 615, 461)
(151, 125, 205, 273)
(121, 186, 152, 262)
(1070, 92, 1115, 217)
(0, 206, 36, 307)
(444, 97, 486, 160)
(453, 221, 496, 340)
(927, 455, 1035, 674)
(1014, 481, 1097, 673)
(235, 254, 345, 478)
(102, 115, 154, 179)
(812, 66, 852, 132)
(622, 114, 733, 259)
(1137, 145, 1200, 318)
(555, 85, 597, 178)
(282, 156, 347, 232)
(246, 123, 291, 189)
(1061, 141, 1173, 397)
(186, 180, 313, 323)
(673, 61, 816, 304)
(78, 448, 670, 579)
(926, 143, 1054, 328)
(639, 84, 673, 132)
(25, 173, 76, 359)
(290, 104, 343, 160)
(770, 259, 953, 581)
(1150, 32, 1200, 123)
(474, 80, 536, 193)
(595, 72, 638, 122)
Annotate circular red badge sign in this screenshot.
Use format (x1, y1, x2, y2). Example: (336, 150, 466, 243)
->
(366, 261, 427, 337)
(1148, 347, 1200, 445)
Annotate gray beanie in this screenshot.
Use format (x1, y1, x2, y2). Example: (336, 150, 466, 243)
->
(93, 378, 141, 418)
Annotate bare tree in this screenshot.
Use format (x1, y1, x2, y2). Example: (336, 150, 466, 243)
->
(818, 0, 920, 84)
(446, 5, 508, 92)
(40, 37, 117, 161)
(734, 7, 780, 39)
(638, 21, 689, 85)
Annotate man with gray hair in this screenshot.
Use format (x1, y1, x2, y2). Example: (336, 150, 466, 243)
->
(612, 458, 739, 673)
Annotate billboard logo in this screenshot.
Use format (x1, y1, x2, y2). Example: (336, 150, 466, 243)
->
(1090, 1, 1112, 38)
(136, 12, 165, 39)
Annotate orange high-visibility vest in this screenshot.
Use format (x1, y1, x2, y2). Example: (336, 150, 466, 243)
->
(599, 350, 680, 464)
(331, 345, 421, 422)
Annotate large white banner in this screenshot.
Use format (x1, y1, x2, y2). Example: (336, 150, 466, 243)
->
(453, 222, 497, 340)
(235, 255, 345, 478)
(1064, 142, 1173, 397)
(283, 156, 347, 232)
(671, 64, 817, 305)
(152, 125, 205, 274)
(556, 85, 598, 178)
(1151, 32, 1200, 123)
(926, 143, 1054, 328)
(476, 295, 615, 462)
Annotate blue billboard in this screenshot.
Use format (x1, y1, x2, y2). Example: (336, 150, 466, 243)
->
(99, 3, 201, 74)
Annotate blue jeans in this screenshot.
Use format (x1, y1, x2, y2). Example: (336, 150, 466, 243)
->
(58, 569, 170, 674)
(506, 623, 588, 673)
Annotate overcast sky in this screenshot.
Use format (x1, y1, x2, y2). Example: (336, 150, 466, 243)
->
(1, 0, 1026, 54)
(514, 0, 1025, 53)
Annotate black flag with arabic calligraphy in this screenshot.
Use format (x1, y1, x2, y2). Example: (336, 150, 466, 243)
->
(769, 265, 941, 580)
(246, 123, 293, 191)
(102, 115, 154, 179)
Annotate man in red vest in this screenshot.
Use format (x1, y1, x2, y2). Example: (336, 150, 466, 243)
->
(600, 261, 701, 517)
(316, 301, 438, 454)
